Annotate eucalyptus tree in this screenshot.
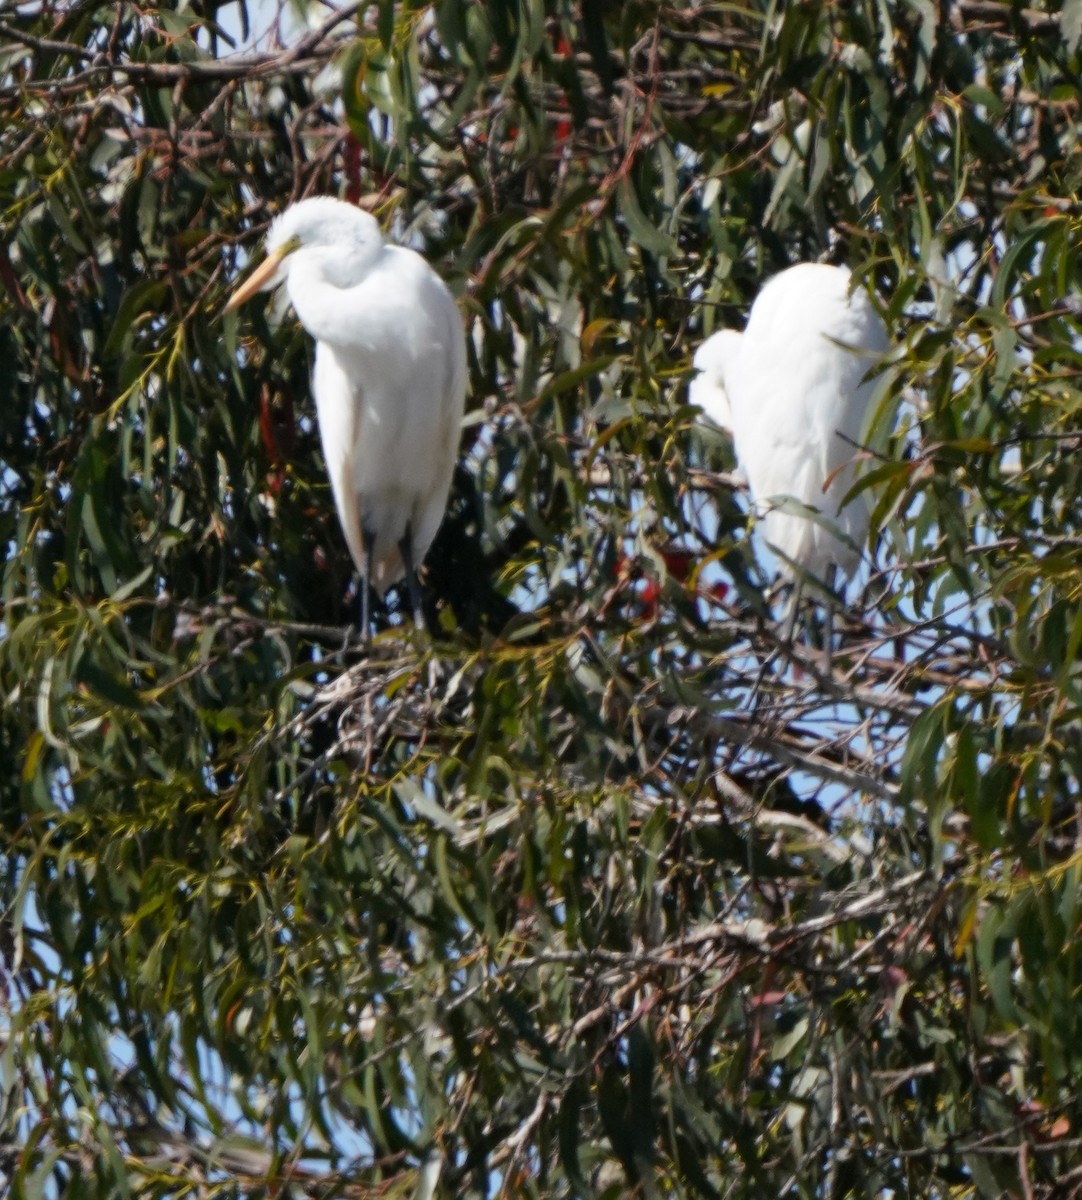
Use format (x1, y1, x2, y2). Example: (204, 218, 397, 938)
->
(2, 3, 1081, 1197)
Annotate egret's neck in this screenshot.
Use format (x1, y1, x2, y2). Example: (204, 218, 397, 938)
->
(285, 244, 382, 344)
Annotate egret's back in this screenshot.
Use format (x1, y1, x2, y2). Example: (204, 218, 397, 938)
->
(722, 264, 888, 580)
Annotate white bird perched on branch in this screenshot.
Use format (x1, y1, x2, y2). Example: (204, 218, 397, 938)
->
(225, 196, 468, 637)
(692, 262, 889, 593)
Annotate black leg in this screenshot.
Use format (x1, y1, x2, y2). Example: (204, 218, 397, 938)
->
(822, 563, 838, 674)
(398, 522, 425, 631)
(360, 526, 376, 643)
(778, 578, 803, 649)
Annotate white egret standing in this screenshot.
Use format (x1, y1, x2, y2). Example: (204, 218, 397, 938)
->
(692, 262, 889, 646)
(225, 197, 467, 637)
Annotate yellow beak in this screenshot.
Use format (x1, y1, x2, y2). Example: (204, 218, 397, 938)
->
(223, 246, 288, 313)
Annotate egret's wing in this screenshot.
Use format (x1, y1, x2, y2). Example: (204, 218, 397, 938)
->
(407, 260, 467, 571)
(312, 342, 367, 576)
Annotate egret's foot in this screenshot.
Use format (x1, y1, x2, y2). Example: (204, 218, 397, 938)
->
(425, 653, 444, 694)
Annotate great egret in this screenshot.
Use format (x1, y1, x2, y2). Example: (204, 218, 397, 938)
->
(693, 263, 888, 580)
(225, 196, 468, 636)
(692, 263, 889, 642)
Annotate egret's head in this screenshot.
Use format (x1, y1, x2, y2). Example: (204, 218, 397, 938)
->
(691, 329, 742, 433)
(225, 197, 384, 312)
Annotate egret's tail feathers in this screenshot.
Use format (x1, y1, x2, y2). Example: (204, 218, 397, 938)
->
(369, 549, 406, 598)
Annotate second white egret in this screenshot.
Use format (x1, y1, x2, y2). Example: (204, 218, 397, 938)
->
(226, 196, 468, 636)
(692, 262, 889, 588)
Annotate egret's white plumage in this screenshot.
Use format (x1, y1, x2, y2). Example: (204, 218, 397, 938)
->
(693, 263, 888, 583)
(226, 197, 467, 629)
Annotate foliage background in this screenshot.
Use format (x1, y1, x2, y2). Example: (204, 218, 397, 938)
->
(3, 1, 1082, 1196)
